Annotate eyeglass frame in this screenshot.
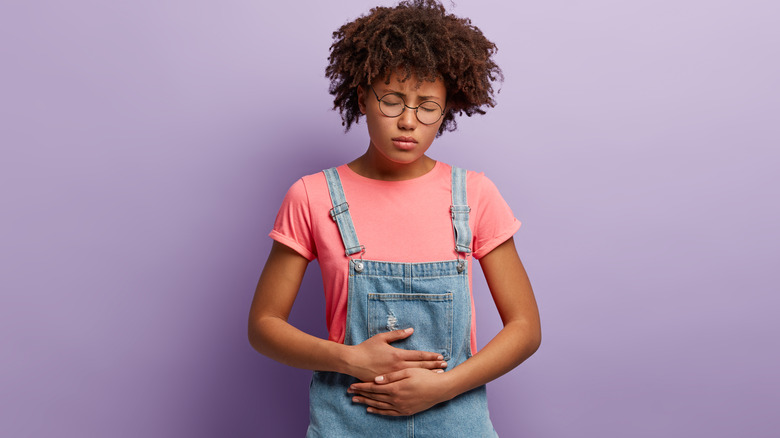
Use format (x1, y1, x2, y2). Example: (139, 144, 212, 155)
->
(367, 85, 446, 125)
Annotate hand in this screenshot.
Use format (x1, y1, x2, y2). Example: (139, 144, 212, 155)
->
(348, 368, 452, 416)
(346, 328, 447, 382)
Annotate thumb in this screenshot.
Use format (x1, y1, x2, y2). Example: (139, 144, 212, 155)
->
(382, 327, 414, 343)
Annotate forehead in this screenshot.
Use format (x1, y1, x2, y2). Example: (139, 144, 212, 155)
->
(370, 74, 446, 99)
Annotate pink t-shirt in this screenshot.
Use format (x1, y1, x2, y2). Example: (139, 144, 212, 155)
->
(269, 161, 521, 353)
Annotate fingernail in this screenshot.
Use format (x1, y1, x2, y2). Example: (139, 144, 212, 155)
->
(441, 362, 447, 367)
(375, 376, 384, 382)
(437, 355, 443, 360)
(405, 328, 413, 333)
(347, 388, 353, 393)
(352, 397, 358, 402)
(436, 369, 444, 373)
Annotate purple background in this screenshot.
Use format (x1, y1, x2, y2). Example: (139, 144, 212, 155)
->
(2, 1, 778, 437)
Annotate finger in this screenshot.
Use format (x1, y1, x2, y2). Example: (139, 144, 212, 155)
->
(371, 368, 443, 388)
(380, 327, 414, 343)
(403, 360, 448, 370)
(398, 348, 444, 362)
(372, 368, 413, 385)
(349, 382, 386, 394)
(350, 392, 392, 404)
(366, 407, 404, 416)
(351, 395, 394, 410)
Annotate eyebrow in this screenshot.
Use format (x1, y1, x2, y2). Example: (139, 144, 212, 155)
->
(378, 89, 443, 101)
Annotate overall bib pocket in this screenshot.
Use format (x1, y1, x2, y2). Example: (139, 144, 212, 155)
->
(367, 292, 454, 361)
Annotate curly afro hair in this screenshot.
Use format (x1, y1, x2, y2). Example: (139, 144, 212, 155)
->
(326, 0, 503, 136)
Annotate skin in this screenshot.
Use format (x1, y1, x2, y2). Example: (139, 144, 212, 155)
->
(248, 73, 541, 417)
(348, 74, 446, 180)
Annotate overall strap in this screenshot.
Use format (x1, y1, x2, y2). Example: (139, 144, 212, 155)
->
(451, 166, 472, 255)
(323, 168, 365, 257)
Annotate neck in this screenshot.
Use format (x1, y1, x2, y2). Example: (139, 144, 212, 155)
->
(348, 146, 436, 181)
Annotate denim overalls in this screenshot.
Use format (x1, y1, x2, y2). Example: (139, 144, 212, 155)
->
(305, 166, 498, 438)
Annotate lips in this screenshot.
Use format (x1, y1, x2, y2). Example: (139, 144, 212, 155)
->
(392, 136, 418, 151)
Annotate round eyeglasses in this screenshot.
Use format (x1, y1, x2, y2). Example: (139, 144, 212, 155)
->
(369, 86, 445, 125)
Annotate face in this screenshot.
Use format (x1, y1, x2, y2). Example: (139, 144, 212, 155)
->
(357, 74, 447, 169)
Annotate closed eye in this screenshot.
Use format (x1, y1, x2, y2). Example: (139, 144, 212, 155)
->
(419, 102, 442, 112)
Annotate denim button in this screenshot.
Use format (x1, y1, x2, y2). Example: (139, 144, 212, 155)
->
(354, 262, 364, 273)
(457, 261, 465, 273)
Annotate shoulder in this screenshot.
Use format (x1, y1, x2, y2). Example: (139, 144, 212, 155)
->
(298, 169, 328, 190)
(440, 164, 502, 199)
(280, 167, 352, 217)
(433, 162, 504, 203)
(439, 162, 493, 187)
(281, 169, 330, 201)
(457, 167, 521, 258)
(466, 168, 491, 189)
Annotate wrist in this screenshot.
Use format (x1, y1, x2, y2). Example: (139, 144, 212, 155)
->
(440, 366, 473, 401)
(332, 343, 357, 376)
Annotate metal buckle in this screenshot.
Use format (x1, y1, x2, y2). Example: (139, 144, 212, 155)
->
(347, 246, 366, 273)
(329, 202, 350, 221)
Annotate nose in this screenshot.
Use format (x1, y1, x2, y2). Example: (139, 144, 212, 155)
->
(397, 106, 418, 130)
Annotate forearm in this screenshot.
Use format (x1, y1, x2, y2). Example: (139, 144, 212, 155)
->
(248, 241, 356, 375)
(440, 237, 542, 399)
(249, 315, 353, 375)
(441, 317, 541, 400)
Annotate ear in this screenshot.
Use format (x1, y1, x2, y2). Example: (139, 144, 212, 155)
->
(356, 85, 367, 115)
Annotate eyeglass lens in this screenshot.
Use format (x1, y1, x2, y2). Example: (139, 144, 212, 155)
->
(378, 94, 443, 125)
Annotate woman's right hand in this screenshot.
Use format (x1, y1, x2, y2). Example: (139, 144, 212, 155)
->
(345, 328, 448, 382)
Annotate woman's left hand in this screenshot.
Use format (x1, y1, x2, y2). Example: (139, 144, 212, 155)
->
(348, 368, 452, 416)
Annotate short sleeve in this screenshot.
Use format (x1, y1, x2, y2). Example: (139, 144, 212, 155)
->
(471, 173, 522, 259)
(269, 178, 317, 260)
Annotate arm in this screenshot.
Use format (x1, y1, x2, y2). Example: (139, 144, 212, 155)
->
(248, 241, 447, 381)
(349, 236, 541, 415)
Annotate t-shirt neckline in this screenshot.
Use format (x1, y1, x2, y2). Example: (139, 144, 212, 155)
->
(340, 161, 444, 185)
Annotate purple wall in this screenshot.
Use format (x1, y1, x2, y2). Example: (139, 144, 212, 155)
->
(2, 1, 778, 436)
